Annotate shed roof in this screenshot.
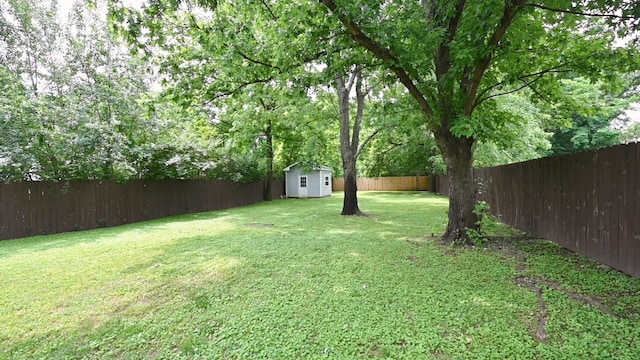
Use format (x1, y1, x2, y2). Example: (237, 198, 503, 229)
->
(283, 162, 332, 172)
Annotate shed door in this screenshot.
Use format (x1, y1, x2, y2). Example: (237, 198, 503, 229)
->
(299, 176, 308, 198)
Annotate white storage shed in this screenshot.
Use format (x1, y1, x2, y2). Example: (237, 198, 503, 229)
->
(284, 163, 333, 198)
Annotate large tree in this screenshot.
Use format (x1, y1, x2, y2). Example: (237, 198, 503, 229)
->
(111, 0, 639, 242)
(318, 0, 640, 243)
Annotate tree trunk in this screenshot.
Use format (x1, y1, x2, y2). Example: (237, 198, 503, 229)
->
(437, 132, 478, 244)
(263, 117, 274, 201)
(341, 154, 362, 215)
(336, 70, 365, 216)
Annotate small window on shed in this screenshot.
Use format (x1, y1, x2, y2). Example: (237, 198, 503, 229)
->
(325, 176, 329, 186)
(300, 176, 307, 188)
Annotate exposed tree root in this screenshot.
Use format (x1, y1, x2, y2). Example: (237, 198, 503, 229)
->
(514, 276, 548, 343)
(341, 209, 368, 217)
(490, 241, 618, 343)
(533, 278, 616, 317)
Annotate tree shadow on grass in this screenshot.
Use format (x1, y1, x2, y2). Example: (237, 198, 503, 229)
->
(0, 211, 233, 256)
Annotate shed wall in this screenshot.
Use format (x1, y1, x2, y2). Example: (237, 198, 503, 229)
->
(308, 171, 321, 197)
(319, 170, 332, 197)
(284, 165, 332, 198)
(285, 167, 301, 197)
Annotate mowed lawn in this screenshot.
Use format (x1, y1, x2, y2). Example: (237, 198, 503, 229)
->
(1, 192, 639, 359)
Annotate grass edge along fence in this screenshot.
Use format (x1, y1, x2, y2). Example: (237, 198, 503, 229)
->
(0, 179, 285, 241)
(436, 142, 640, 278)
(332, 175, 431, 191)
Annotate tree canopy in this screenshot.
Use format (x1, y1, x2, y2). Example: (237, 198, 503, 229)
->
(316, 0, 640, 242)
(2, 0, 639, 242)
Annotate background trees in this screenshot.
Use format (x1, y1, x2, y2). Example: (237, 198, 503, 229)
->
(1, 0, 220, 181)
(2, 0, 639, 241)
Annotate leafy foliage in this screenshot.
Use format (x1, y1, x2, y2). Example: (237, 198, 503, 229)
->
(473, 92, 553, 167)
(545, 78, 632, 155)
(0, 0, 233, 182)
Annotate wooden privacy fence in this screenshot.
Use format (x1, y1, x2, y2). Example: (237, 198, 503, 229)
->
(333, 176, 430, 191)
(436, 142, 640, 278)
(0, 179, 285, 241)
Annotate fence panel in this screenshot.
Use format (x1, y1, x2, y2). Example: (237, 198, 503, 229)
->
(0, 184, 17, 239)
(332, 176, 430, 191)
(0, 179, 284, 241)
(435, 142, 640, 278)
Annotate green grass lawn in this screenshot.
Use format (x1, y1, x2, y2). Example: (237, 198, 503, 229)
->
(1, 192, 639, 359)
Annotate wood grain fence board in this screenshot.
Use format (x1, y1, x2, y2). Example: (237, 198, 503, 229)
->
(545, 158, 556, 245)
(568, 155, 578, 250)
(41, 183, 56, 234)
(586, 150, 600, 260)
(78, 181, 97, 232)
(601, 149, 614, 265)
(608, 146, 624, 270)
(210, 181, 221, 209)
(569, 154, 579, 250)
(621, 144, 632, 272)
(201, 180, 215, 212)
(557, 155, 569, 249)
(0, 184, 15, 239)
(580, 151, 590, 255)
(96, 180, 117, 227)
(575, 152, 589, 255)
(177, 180, 187, 214)
(618, 146, 631, 273)
(632, 144, 640, 277)
(16, 183, 31, 237)
(628, 145, 640, 277)
(54, 182, 68, 233)
(533, 159, 544, 236)
(94, 181, 107, 227)
(27, 184, 39, 236)
(621, 144, 633, 273)
(612, 145, 625, 268)
(14, 184, 26, 237)
(55, 183, 67, 233)
(520, 163, 530, 233)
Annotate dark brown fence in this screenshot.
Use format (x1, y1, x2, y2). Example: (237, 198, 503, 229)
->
(333, 176, 431, 191)
(0, 179, 285, 241)
(435, 142, 640, 278)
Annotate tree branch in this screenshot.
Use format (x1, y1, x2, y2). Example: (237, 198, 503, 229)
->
(206, 77, 274, 101)
(226, 43, 282, 70)
(319, 0, 435, 118)
(527, 3, 637, 20)
(352, 68, 364, 156)
(475, 75, 543, 107)
(528, 82, 553, 104)
(356, 127, 385, 159)
(346, 66, 359, 94)
(381, 142, 404, 157)
(463, 0, 528, 115)
(431, 0, 467, 82)
(261, 0, 278, 20)
(474, 64, 572, 105)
